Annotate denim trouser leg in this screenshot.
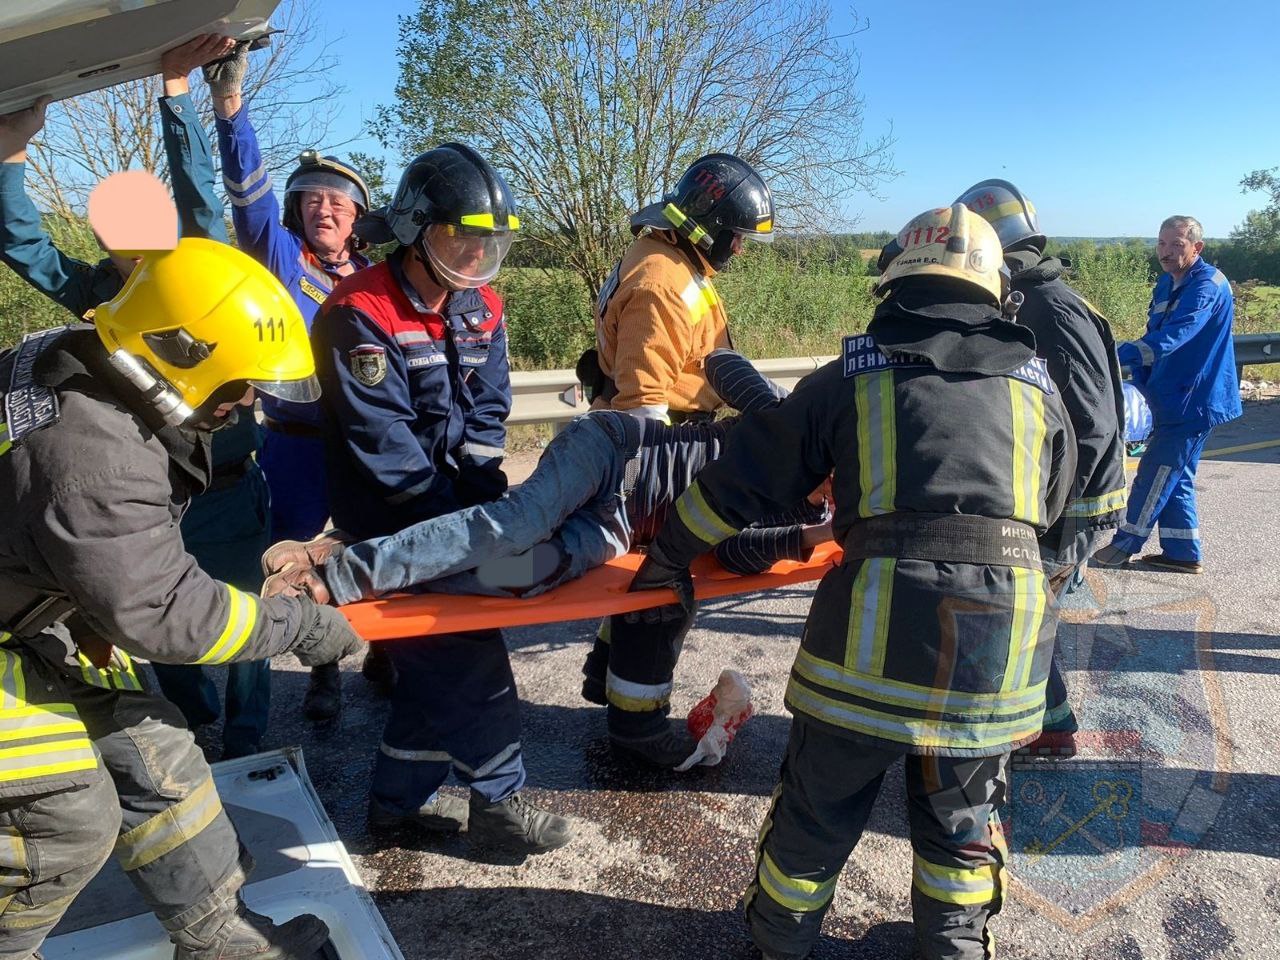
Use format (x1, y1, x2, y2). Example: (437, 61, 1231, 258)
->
(325, 413, 633, 604)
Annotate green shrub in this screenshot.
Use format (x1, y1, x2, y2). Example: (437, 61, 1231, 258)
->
(1057, 242, 1153, 340)
(493, 268, 595, 369)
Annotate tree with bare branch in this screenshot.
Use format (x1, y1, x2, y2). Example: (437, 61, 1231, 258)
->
(373, 0, 895, 298)
(24, 0, 346, 218)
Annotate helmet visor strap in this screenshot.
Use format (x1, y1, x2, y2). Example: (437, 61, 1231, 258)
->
(422, 223, 512, 290)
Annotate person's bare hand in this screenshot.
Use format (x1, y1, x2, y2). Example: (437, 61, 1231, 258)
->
(800, 521, 833, 552)
(0, 97, 50, 160)
(161, 34, 235, 82)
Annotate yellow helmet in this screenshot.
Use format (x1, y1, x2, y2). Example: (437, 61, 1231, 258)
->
(92, 238, 319, 424)
(875, 203, 1004, 305)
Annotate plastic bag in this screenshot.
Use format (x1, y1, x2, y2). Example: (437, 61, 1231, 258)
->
(675, 669, 754, 771)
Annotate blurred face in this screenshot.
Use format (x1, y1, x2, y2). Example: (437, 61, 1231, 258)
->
(1156, 224, 1203, 279)
(300, 189, 357, 253)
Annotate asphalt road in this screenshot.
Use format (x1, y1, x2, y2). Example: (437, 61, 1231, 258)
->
(186, 398, 1280, 960)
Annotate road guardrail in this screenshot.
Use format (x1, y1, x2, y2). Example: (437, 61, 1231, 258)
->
(510, 333, 1280, 429)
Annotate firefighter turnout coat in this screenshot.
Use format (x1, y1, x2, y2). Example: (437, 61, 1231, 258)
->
(649, 300, 1077, 757)
(594, 232, 730, 420)
(0, 328, 324, 796)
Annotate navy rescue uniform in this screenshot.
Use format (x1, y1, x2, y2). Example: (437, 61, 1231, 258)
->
(1008, 250, 1127, 735)
(311, 249, 522, 811)
(646, 287, 1076, 960)
(0, 328, 336, 955)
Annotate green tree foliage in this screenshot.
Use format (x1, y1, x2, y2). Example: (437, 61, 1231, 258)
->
(1222, 167, 1280, 284)
(373, 0, 895, 299)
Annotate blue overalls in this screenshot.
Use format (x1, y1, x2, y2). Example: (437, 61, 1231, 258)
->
(1112, 258, 1241, 561)
(215, 104, 369, 542)
(0, 94, 271, 757)
(311, 250, 521, 810)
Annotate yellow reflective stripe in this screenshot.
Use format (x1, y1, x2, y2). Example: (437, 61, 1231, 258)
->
(912, 852, 1003, 906)
(844, 558, 894, 676)
(757, 850, 837, 913)
(117, 776, 222, 872)
(1008, 381, 1046, 525)
(680, 276, 720, 325)
(196, 586, 259, 665)
(855, 371, 896, 516)
(975, 199, 1036, 225)
(459, 212, 519, 231)
(0, 422, 10, 457)
(0, 652, 17, 711)
(795, 647, 1046, 716)
(604, 670, 672, 713)
(674, 481, 739, 546)
(1003, 567, 1048, 694)
(686, 224, 708, 246)
(0, 720, 84, 743)
(755, 218, 773, 234)
(662, 202, 688, 228)
(785, 678, 1042, 752)
(0, 890, 79, 929)
(1062, 488, 1127, 518)
(0, 737, 98, 784)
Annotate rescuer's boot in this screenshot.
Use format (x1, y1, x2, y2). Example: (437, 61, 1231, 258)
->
(302, 663, 341, 722)
(367, 793, 468, 834)
(609, 722, 697, 769)
(172, 898, 329, 959)
(360, 644, 398, 694)
(468, 792, 574, 854)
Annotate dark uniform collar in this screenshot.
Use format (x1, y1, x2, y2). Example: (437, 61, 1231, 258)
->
(387, 248, 489, 331)
(33, 327, 213, 491)
(869, 282, 1037, 376)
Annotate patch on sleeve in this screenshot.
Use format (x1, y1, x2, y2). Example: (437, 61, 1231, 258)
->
(1007, 356, 1055, 394)
(348, 344, 387, 387)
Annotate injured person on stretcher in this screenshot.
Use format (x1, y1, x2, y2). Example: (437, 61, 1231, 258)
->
(262, 349, 832, 606)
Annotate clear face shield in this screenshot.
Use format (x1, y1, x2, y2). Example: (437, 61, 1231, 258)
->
(249, 376, 321, 404)
(421, 222, 514, 290)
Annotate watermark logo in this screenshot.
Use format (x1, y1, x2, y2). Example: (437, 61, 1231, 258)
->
(1007, 580, 1232, 931)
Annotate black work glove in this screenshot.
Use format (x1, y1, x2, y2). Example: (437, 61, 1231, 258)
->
(455, 458, 509, 507)
(626, 541, 696, 625)
(291, 600, 364, 667)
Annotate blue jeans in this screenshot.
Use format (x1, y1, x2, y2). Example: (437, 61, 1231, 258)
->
(1109, 424, 1212, 561)
(324, 412, 640, 605)
(156, 465, 272, 758)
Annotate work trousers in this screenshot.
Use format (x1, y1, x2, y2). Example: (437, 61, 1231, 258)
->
(597, 608, 695, 740)
(260, 430, 329, 544)
(1037, 527, 1099, 736)
(1109, 424, 1212, 561)
(0, 659, 246, 958)
(372, 629, 526, 811)
(154, 465, 272, 758)
(746, 719, 1008, 960)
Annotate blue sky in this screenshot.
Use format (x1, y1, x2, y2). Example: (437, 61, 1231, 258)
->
(314, 0, 1280, 238)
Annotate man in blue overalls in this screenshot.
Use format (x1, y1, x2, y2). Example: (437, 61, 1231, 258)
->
(311, 144, 574, 853)
(206, 42, 380, 718)
(0, 37, 273, 759)
(1094, 215, 1241, 574)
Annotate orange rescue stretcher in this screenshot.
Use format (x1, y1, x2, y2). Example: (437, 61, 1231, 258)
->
(341, 541, 843, 641)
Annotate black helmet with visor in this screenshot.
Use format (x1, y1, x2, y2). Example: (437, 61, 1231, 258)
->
(356, 143, 520, 290)
(630, 153, 774, 270)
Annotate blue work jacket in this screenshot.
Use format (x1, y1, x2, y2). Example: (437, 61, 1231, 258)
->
(215, 104, 368, 427)
(311, 249, 511, 538)
(1117, 257, 1242, 429)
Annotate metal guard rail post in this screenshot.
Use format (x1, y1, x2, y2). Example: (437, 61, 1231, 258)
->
(510, 333, 1280, 429)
